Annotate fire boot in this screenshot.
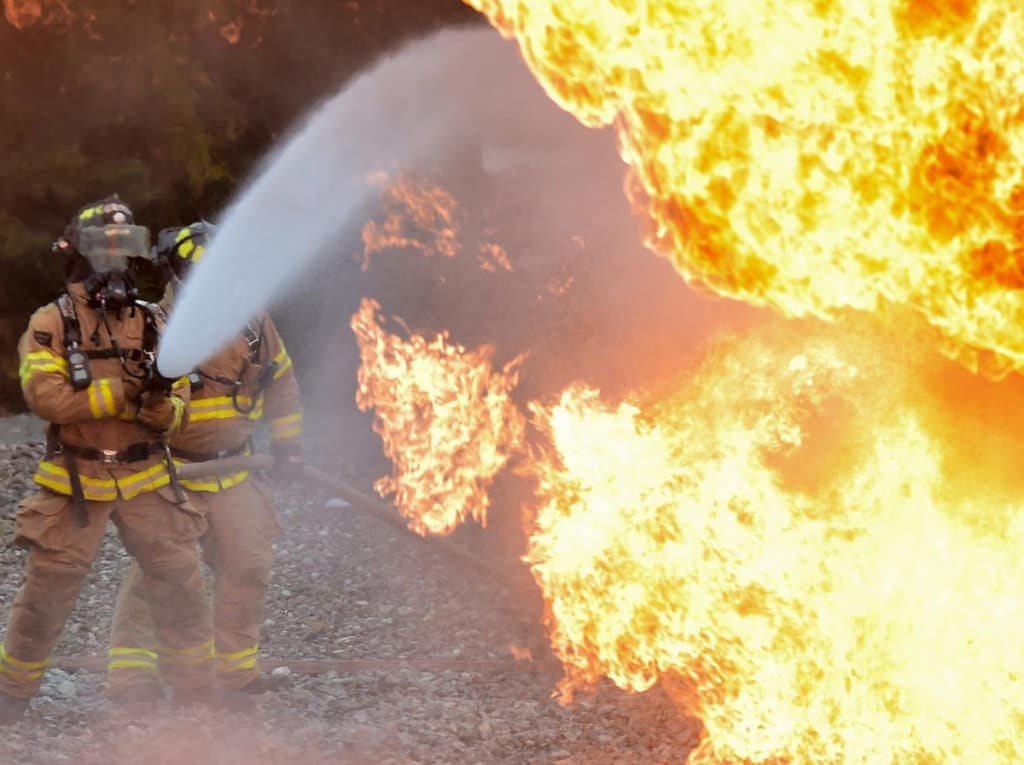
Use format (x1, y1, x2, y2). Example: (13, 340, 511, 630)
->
(219, 673, 286, 712)
(0, 692, 29, 726)
(235, 672, 288, 695)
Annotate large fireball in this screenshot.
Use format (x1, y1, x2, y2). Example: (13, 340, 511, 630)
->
(466, 0, 1024, 376)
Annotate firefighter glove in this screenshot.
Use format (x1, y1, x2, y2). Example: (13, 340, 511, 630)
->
(137, 390, 185, 434)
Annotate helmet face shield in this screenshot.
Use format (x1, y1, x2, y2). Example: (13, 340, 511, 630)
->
(75, 224, 151, 269)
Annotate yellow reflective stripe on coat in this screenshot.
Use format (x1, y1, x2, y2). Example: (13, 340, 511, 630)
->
(216, 644, 259, 673)
(34, 461, 119, 501)
(114, 462, 171, 500)
(177, 470, 250, 494)
(34, 460, 169, 501)
(272, 349, 293, 380)
(189, 394, 263, 423)
(0, 646, 49, 681)
(270, 412, 303, 441)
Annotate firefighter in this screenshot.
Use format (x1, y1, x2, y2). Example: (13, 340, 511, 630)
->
(0, 197, 214, 724)
(106, 221, 303, 703)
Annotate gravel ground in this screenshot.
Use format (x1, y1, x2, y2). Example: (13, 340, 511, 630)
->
(0, 416, 699, 764)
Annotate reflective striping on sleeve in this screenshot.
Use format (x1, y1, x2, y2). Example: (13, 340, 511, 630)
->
(168, 396, 186, 433)
(87, 381, 106, 419)
(19, 351, 69, 387)
(272, 351, 293, 380)
(188, 394, 263, 423)
(100, 379, 117, 416)
(191, 395, 250, 422)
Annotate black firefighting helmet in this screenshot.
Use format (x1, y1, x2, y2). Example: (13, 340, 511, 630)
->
(52, 195, 151, 275)
(154, 221, 215, 281)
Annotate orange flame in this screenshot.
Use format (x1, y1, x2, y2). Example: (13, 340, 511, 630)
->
(2, 0, 70, 29)
(350, 298, 526, 536)
(361, 172, 514, 274)
(361, 173, 462, 270)
(526, 322, 1024, 763)
(477, 241, 513, 273)
(465, 0, 1024, 378)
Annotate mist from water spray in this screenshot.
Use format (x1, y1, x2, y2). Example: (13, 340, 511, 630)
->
(158, 24, 586, 377)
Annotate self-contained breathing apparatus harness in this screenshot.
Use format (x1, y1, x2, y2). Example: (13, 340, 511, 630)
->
(189, 316, 279, 416)
(46, 293, 186, 527)
(170, 317, 279, 469)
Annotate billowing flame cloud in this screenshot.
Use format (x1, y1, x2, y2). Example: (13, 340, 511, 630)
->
(465, 0, 1024, 377)
(351, 298, 526, 536)
(527, 323, 1024, 764)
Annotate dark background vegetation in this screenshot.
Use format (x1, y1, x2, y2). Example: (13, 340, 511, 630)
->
(0, 0, 478, 412)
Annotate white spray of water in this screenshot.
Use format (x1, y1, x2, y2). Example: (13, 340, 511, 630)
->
(158, 24, 587, 376)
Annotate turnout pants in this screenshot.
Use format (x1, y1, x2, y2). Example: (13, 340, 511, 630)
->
(0, 487, 213, 699)
(108, 478, 279, 695)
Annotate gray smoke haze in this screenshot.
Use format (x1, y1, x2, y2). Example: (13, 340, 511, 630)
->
(159, 24, 592, 376)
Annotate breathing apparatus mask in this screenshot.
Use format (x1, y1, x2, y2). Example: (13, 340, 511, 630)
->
(53, 197, 152, 313)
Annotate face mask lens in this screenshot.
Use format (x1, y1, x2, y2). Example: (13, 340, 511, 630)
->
(76, 225, 151, 266)
(84, 253, 129, 274)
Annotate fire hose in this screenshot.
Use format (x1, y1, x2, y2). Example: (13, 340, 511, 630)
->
(173, 454, 513, 586)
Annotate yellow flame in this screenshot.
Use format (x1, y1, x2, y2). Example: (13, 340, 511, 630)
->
(465, 0, 1024, 377)
(350, 298, 526, 536)
(526, 323, 1024, 763)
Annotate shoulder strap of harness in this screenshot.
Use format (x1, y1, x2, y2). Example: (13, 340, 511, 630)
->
(54, 293, 82, 348)
(243, 318, 263, 364)
(133, 300, 162, 357)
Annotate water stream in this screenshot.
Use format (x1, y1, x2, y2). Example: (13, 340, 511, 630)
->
(158, 24, 585, 376)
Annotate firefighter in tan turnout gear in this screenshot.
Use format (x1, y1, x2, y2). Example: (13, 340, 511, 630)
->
(107, 221, 304, 702)
(0, 197, 215, 724)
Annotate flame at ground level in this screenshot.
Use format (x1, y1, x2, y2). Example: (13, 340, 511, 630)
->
(525, 322, 1024, 763)
(351, 298, 525, 536)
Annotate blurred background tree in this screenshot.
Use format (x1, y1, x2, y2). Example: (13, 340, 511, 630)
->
(0, 0, 478, 412)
